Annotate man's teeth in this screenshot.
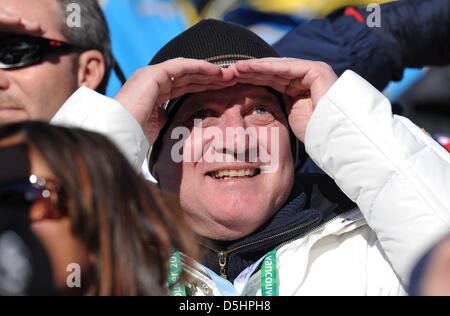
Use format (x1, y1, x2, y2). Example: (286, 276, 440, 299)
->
(210, 169, 259, 179)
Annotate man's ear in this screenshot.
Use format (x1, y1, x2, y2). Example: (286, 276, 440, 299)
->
(76, 50, 105, 91)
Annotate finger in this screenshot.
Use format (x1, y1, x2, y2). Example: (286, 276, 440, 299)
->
(143, 106, 169, 146)
(235, 58, 315, 81)
(233, 59, 311, 94)
(151, 58, 224, 97)
(171, 81, 238, 99)
(19, 17, 44, 33)
(237, 58, 338, 105)
(233, 76, 288, 93)
(0, 8, 20, 23)
(0, 9, 45, 34)
(162, 58, 223, 80)
(234, 71, 291, 86)
(285, 78, 311, 98)
(287, 97, 314, 143)
(171, 72, 229, 88)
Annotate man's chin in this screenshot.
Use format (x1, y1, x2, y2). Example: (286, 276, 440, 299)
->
(210, 202, 272, 231)
(0, 110, 28, 126)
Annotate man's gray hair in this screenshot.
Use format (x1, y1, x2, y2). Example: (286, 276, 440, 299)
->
(58, 0, 113, 94)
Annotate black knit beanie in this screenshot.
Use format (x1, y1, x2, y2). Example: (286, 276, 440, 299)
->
(150, 19, 280, 66)
(148, 19, 299, 174)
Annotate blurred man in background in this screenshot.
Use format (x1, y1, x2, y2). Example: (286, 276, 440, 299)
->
(0, 0, 113, 295)
(0, 0, 112, 126)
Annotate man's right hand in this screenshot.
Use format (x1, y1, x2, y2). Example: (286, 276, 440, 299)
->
(0, 7, 45, 35)
(113, 58, 236, 146)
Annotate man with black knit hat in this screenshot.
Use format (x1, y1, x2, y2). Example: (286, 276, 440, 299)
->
(53, 19, 450, 295)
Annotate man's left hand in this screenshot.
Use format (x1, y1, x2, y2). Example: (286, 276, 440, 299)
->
(231, 58, 338, 143)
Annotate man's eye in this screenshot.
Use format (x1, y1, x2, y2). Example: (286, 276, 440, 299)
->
(254, 107, 268, 115)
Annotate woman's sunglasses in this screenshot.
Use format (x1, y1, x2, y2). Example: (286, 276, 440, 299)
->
(0, 175, 67, 222)
(0, 35, 126, 84)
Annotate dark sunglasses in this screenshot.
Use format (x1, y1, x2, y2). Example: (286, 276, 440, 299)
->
(0, 35, 127, 84)
(0, 175, 67, 222)
(0, 35, 88, 69)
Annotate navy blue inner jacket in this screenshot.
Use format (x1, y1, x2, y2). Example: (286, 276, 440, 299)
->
(199, 174, 356, 282)
(274, 0, 450, 92)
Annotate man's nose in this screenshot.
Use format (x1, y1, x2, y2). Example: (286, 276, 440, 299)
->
(0, 69, 11, 90)
(213, 109, 255, 160)
(219, 108, 247, 131)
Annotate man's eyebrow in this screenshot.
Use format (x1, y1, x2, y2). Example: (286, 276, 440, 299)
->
(246, 94, 280, 104)
(181, 92, 281, 113)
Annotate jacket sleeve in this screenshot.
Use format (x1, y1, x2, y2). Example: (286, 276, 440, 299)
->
(50, 87, 150, 171)
(274, 0, 450, 91)
(273, 12, 393, 91)
(363, 0, 450, 79)
(305, 70, 450, 286)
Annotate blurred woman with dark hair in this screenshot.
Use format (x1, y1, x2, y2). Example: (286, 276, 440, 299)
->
(0, 121, 196, 296)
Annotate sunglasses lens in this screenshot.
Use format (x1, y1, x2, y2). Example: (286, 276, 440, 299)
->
(0, 182, 65, 221)
(0, 38, 41, 69)
(0, 182, 38, 202)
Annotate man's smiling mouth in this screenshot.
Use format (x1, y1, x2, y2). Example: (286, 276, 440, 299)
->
(207, 168, 261, 180)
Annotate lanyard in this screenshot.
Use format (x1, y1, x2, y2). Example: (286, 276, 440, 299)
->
(261, 249, 277, 296)
(167, 251, 187, 296)
(168, 249, 278, 296)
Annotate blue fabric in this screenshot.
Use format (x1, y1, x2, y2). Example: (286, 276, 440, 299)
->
(274, 0, 450, 93)
(203, 253, 268, 295)
(409, 234, 450, 296)
(102, 0, 186, 97)
(363, 0, 450, 75)
(224, 7, 305, 29)
(203, 266, 240, 296)
(408, 247, 433, 296)
(274, 11, 393, 92)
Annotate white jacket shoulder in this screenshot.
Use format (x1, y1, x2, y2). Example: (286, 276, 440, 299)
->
(51, 87, 150, 171)
(305, 70, 450, 285)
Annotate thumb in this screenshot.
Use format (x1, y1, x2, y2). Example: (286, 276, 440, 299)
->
(288, 97, 314, 144)
(145, 106, 168, 146)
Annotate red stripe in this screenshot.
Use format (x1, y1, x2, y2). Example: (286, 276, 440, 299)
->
(344, 7, 365, 24)
(445, 142, 450, 152)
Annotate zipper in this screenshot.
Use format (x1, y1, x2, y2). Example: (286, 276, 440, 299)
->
(249, 209, 362, 278)
(276, 215, 339, 251)
(276, 207, 361, 251)
(218, 251, 228, 278)
(200, 215, 322, 279)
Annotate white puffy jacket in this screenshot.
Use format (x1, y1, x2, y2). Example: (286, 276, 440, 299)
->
(51, 70, 450, 296)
